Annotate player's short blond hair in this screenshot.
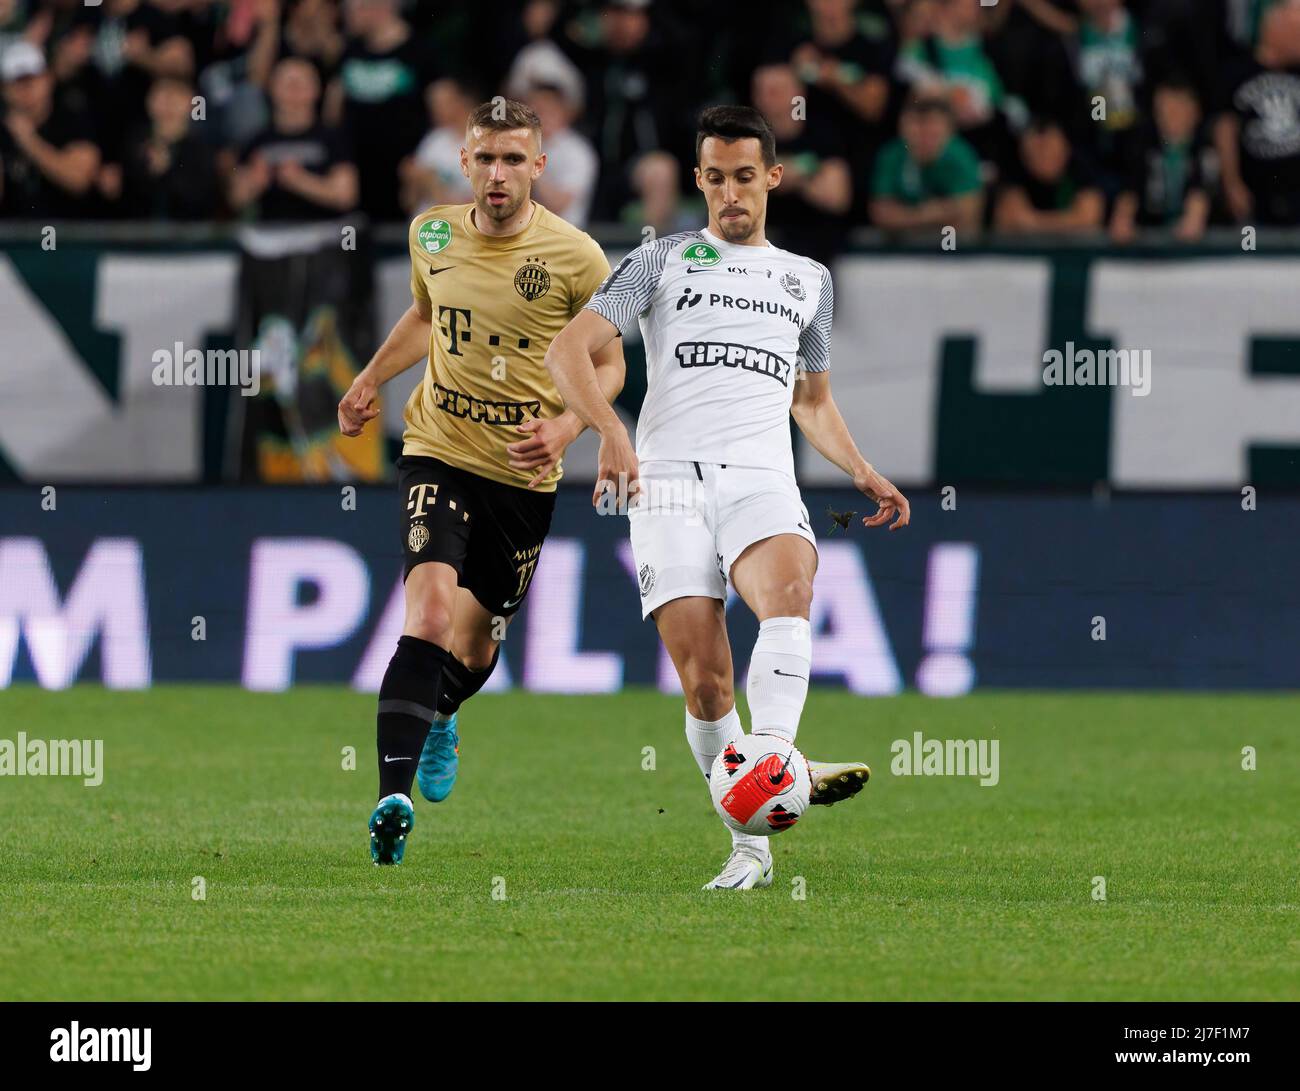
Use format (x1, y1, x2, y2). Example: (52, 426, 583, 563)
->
(465, 99, 542, 144)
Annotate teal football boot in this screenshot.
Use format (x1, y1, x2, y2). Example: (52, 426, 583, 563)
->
(369, 793, 415, 865)
(416, 714, 459, 802)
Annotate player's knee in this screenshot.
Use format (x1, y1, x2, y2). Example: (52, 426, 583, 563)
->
(772, 576, 813, 618)
(404, 603, 454, 647)
(685, 673, 733, 721)
(458, 636, 497, 672)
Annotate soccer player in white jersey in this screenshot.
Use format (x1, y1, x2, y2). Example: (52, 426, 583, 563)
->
(546, 106, 911, 890)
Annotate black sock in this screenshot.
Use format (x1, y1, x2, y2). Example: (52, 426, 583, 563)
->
(436, 647, 501, 717)
(377, 635, 448, 800)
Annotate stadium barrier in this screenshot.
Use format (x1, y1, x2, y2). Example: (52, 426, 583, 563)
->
(1, 228, 1299, 487)
(0, 487, 1293, 692)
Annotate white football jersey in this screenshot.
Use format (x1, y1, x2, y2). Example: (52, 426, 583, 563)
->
(584, 227, 833, 478)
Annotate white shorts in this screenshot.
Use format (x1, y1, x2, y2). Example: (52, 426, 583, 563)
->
(628, 460, 817, 619)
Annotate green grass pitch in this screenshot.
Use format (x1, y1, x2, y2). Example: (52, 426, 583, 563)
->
(0, 685, 1296, 1001)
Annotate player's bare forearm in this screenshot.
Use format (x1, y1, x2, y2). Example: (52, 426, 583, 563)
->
(792, 371, 910, 529)
(361, 302, 432, 386)
(338, 302, 431, 437)
(544, 309, 625, 437)
(511, 338, 626, 487)
(546, 308, 640, 505)
(554, 338, 626, 441)
(791, 372, 869, 479)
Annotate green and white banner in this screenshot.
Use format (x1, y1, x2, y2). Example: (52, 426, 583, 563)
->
(2, 240, 1297, 486)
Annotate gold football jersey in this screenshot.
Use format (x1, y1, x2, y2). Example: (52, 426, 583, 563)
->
(403, 201, 610, 491)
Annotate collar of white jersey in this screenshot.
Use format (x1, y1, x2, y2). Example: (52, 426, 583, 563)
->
(699, 226, 774, 251)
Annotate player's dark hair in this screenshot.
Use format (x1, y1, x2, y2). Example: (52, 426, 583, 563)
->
(696, 105, 776, 168)
(466, 98, 542, 140)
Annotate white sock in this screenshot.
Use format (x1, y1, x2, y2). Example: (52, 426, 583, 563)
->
(684, 705, 742, 778)
(684, 705, 768, 858)
(746, 616, 811, 744)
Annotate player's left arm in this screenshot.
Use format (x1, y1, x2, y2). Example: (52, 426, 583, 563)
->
(791, 372, 909, 531)
(789, 265, 909, 531)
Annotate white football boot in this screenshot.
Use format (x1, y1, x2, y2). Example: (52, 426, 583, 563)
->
(702, 846, 774, 891)
(807, 760, 871, 806)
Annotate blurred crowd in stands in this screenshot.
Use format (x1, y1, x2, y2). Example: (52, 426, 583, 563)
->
(2, 0, 1300, 250)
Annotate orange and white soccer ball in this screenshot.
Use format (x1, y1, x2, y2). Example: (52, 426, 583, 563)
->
(709, 734, 812, 836)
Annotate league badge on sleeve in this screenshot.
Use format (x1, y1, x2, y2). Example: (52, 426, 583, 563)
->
(683, 241, 721, 266)
(417, 220, 452, 254)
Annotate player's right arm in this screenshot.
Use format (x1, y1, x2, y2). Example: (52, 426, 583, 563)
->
(337, 297, 432, 437)
(546, 239, 669, 506)
(545, 308, 637, 506)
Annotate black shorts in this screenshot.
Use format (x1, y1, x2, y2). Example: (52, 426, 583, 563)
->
(397, 455, 556, 616)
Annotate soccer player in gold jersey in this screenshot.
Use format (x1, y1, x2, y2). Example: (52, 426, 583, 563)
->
(337, 100, 626, 865)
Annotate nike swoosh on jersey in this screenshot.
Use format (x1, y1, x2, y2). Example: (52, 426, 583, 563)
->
(428, 265, 454, 276)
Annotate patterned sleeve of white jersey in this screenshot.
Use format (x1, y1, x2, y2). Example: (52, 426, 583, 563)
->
(797, 262, 834, 374)
(582, 235, 679, 333)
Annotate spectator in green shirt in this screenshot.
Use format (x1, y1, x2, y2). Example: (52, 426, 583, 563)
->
(896, 0, 1014, 168)
(869, 91, 985, 234)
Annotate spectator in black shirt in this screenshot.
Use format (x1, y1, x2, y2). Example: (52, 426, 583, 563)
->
(788, 0, 893, 129)
(1214, 2, 1300, 225)
(995, 116, 1106, 233)
(231, 55, 358, 221)
(99, 74, 220, 220)
(1109, 77, 1210, 243)
(752, 61, 853, 263)
(325, 0, 435, 223)
(0, 40, 100, 218)
(1070, 0, 1145, 192)
(48, 16, 129, 161)
(119, 0, 206, 82)
(781, 0, 894, 215)
(985, 0, 1086, 148)
(248, 0, 346, 92)
(559, 0, 693, 232)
